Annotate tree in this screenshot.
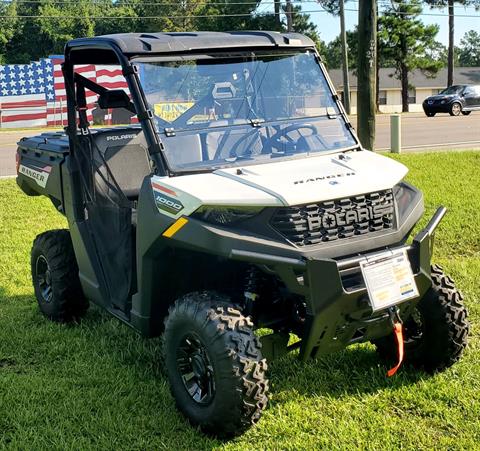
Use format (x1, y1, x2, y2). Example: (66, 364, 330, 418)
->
(427, 41, 458, 67)
(424, 0, 480, 86)
(93, 0, 141, 36)
(379, 1, 442, 112)
(0, 1, 17, 64)
(458, 30, 480, 66)
(2, 0, 322, 64)
(176, 0, 263, 33)
(324, 30, 358, 69)
(286, 5, 321, 42)
(317, 0, 353, 113)
(5, 0, 138, 63)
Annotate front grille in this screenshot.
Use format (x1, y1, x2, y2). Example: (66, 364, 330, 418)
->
(271, 190, 395, 247)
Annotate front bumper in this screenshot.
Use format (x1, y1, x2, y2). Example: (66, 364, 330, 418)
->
(298, 206, 445, 360)
(230, 207, 445, 360)
(165, 203, 445, 360)
(423, 102, 452, 113)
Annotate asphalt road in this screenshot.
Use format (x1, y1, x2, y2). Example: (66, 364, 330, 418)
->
(1, 112, 479, 177)
(355, 112, 480, 152)
(0, 129, 56, 178)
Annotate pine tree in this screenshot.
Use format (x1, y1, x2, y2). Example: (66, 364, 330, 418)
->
(424, 0, 480, 86)
(458, 30, 480, 67)
(378, 0, 442, 112)
(317, 0, 353, 113)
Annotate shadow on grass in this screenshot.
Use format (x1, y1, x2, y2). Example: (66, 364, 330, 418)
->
(0, 284, 429, 446)
(41, 298, 429, 400)
(268, 345, 427, 400)
(75, 308, 428, 401)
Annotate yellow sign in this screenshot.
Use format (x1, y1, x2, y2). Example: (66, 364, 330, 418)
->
(154, 102, 194, 122)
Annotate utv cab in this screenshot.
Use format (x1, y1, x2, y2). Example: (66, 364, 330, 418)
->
(16, 31, 469, 437)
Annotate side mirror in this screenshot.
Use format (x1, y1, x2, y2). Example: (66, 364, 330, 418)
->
(98, 90, 135, 112)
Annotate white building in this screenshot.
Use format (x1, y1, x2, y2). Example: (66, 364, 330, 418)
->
(329, 67, 480, 114)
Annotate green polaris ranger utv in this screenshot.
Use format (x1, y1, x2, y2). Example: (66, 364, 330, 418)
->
(16, 31, 469, 437)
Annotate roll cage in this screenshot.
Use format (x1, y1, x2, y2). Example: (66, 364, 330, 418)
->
(62, 31, 355, 180)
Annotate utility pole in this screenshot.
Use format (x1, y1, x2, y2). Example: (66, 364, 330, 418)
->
(274, 0, 281, 28)
(357, 0, 377, 150)
(339, 0, 351, 114)
(447, 0, 454, 86)
(286, 0, 293, 32)
(375, 0, 380, 112)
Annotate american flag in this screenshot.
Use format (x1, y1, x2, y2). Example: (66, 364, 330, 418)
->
(0, 57, 131, 129)
(0, 60, 53, 127)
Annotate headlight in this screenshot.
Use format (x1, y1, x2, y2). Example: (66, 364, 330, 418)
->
(191, 206, 264, 225)
(393, 182, 420, 224)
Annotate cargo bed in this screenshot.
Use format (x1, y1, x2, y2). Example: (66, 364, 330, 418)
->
(16, 131, 70, 203)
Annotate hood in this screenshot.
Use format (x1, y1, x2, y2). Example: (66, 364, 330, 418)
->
(215, 150, 407, 205)
(425, 94, 456, 102)
(154, 150, 408, 214)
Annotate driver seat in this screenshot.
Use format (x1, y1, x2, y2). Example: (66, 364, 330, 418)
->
(91, 128, 151, 201)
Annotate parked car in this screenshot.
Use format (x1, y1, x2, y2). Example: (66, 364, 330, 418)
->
(423, 84, 480, 117)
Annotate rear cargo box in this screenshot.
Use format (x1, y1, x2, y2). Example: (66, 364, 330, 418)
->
(16, 131, 69, 201)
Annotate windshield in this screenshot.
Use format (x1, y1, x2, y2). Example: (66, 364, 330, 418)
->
(440, 85, 464, 95)
(137, 51, 357, 172)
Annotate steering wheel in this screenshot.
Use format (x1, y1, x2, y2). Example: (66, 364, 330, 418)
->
(267, 123, 318, 152)
(212, 127, 261, 160)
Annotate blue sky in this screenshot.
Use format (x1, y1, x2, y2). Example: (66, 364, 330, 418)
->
(258, 1, 480, 46)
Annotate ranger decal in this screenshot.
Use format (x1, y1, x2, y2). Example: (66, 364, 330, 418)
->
(19, 164, 51, 188)
(293, 172, 355, 185)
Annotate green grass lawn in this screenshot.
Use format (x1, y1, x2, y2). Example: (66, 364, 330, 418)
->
(0, 151, 479, 450)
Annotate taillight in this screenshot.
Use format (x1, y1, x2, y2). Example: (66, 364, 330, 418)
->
(15, 152, 20, 174)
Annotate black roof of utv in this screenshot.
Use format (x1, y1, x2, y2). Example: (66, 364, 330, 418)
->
(65, 31, 316, 64)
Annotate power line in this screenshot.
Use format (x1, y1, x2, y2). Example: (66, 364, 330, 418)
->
(1, 0, 316, 5)
(330, 0, 480, 14)
(1, 2, 480, 19)
(2, 0, 479, 13)
(3, 10, 328, 20)
(2, 0, 474, 5)
(2, 8, 480, 19)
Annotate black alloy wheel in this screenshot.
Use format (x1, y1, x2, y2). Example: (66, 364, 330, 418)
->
(163, 292, 269, 437)
(31, 229, 88, 322)
(450, 102, 462, 116)
(176, 333, 216, 405)
(35, 255, 53, 304)
(372, 265, 469, 373)
(401, 307, 424, 346)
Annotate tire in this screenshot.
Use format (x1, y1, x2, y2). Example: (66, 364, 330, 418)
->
(162, 292, 268, 438)
(373, 265, 469, 373)
(462, 111, 471, 116)
(425, 111, 436, 117)
(449, 102, 462, 116)
(31, 229, 88, 322)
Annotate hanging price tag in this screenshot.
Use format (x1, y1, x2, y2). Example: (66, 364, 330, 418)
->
(360, 249, 419, 312)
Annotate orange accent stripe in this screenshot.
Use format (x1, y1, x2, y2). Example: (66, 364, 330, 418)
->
(162, 217, 188, 238)
(152, 182, 177, 196)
